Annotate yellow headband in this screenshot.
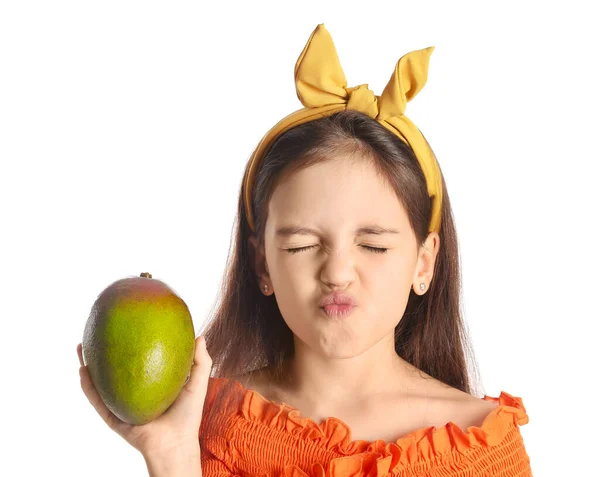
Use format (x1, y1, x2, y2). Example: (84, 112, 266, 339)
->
(243, 23, 443, 235)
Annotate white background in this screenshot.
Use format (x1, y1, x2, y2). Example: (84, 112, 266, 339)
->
(1, 1, 597, 475)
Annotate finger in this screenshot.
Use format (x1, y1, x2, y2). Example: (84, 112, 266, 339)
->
(187, 335, 212, 391)
(171, 336, 212, 417)
(191, 336, 212, 377)
(79, 363, 128, 434)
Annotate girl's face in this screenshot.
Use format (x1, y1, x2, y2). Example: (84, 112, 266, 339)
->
(250, 155, 438, 359)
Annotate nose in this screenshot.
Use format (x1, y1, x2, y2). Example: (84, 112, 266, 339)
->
(319, 247, 355, 288)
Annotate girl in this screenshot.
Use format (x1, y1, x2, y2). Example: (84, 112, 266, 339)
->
(78, 23, 532, 477)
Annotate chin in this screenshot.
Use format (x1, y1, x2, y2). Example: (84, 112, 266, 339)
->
(314, 338, 366, 359)
(291, 322, 366, 356)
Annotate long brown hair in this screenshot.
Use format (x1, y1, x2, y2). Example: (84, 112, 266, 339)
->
(198, 109, 483, 444)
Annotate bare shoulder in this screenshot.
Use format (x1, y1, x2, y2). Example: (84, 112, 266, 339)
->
(435, 384, 500, 430)
(402, 364, 500, 431)
(234, 366, 282, 402)
(239, 365, 499, 437)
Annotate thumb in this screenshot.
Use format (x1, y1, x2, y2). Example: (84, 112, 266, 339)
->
(187, 335, 212, 392)
(173, 335, 213, 414)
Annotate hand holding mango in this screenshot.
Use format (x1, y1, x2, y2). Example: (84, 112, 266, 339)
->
(77, 272, 213, 457)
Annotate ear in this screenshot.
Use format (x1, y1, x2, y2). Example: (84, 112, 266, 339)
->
(248, 234, 270, 286)
(412, 231, 440, 294)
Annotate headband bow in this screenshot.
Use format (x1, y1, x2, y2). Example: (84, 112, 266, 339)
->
(243, 23, 443, 234)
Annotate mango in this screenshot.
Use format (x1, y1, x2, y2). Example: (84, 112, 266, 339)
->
(82, 272, 195, 425)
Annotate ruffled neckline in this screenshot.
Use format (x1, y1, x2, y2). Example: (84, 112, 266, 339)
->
(214, 377, 529, 473)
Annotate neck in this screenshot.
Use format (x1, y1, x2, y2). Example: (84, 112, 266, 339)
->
(279, 334, 417, 411)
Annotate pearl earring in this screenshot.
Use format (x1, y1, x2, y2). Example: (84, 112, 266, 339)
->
(419, 283, 426, 291)
(263, 284, 268, 292)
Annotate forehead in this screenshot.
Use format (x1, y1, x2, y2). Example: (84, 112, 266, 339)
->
(266, 157, 410, 234)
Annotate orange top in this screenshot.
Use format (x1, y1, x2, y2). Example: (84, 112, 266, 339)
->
(200, 377, 532, 477)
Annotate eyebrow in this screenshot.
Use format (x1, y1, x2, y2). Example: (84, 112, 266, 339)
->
(275, 224, 400, 237)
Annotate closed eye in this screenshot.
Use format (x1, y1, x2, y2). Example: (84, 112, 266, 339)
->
(286, 245, 388, 255)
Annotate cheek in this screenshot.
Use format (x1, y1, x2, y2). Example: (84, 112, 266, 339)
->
(373, 257, 414, 289)
(270, 257, 309, 291)
(364, 263, 413, 316)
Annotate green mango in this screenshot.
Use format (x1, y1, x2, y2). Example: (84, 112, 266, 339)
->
(82, 272, 195, 425)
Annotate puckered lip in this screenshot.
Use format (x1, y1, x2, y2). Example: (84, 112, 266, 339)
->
(318, 291, 356, 307)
